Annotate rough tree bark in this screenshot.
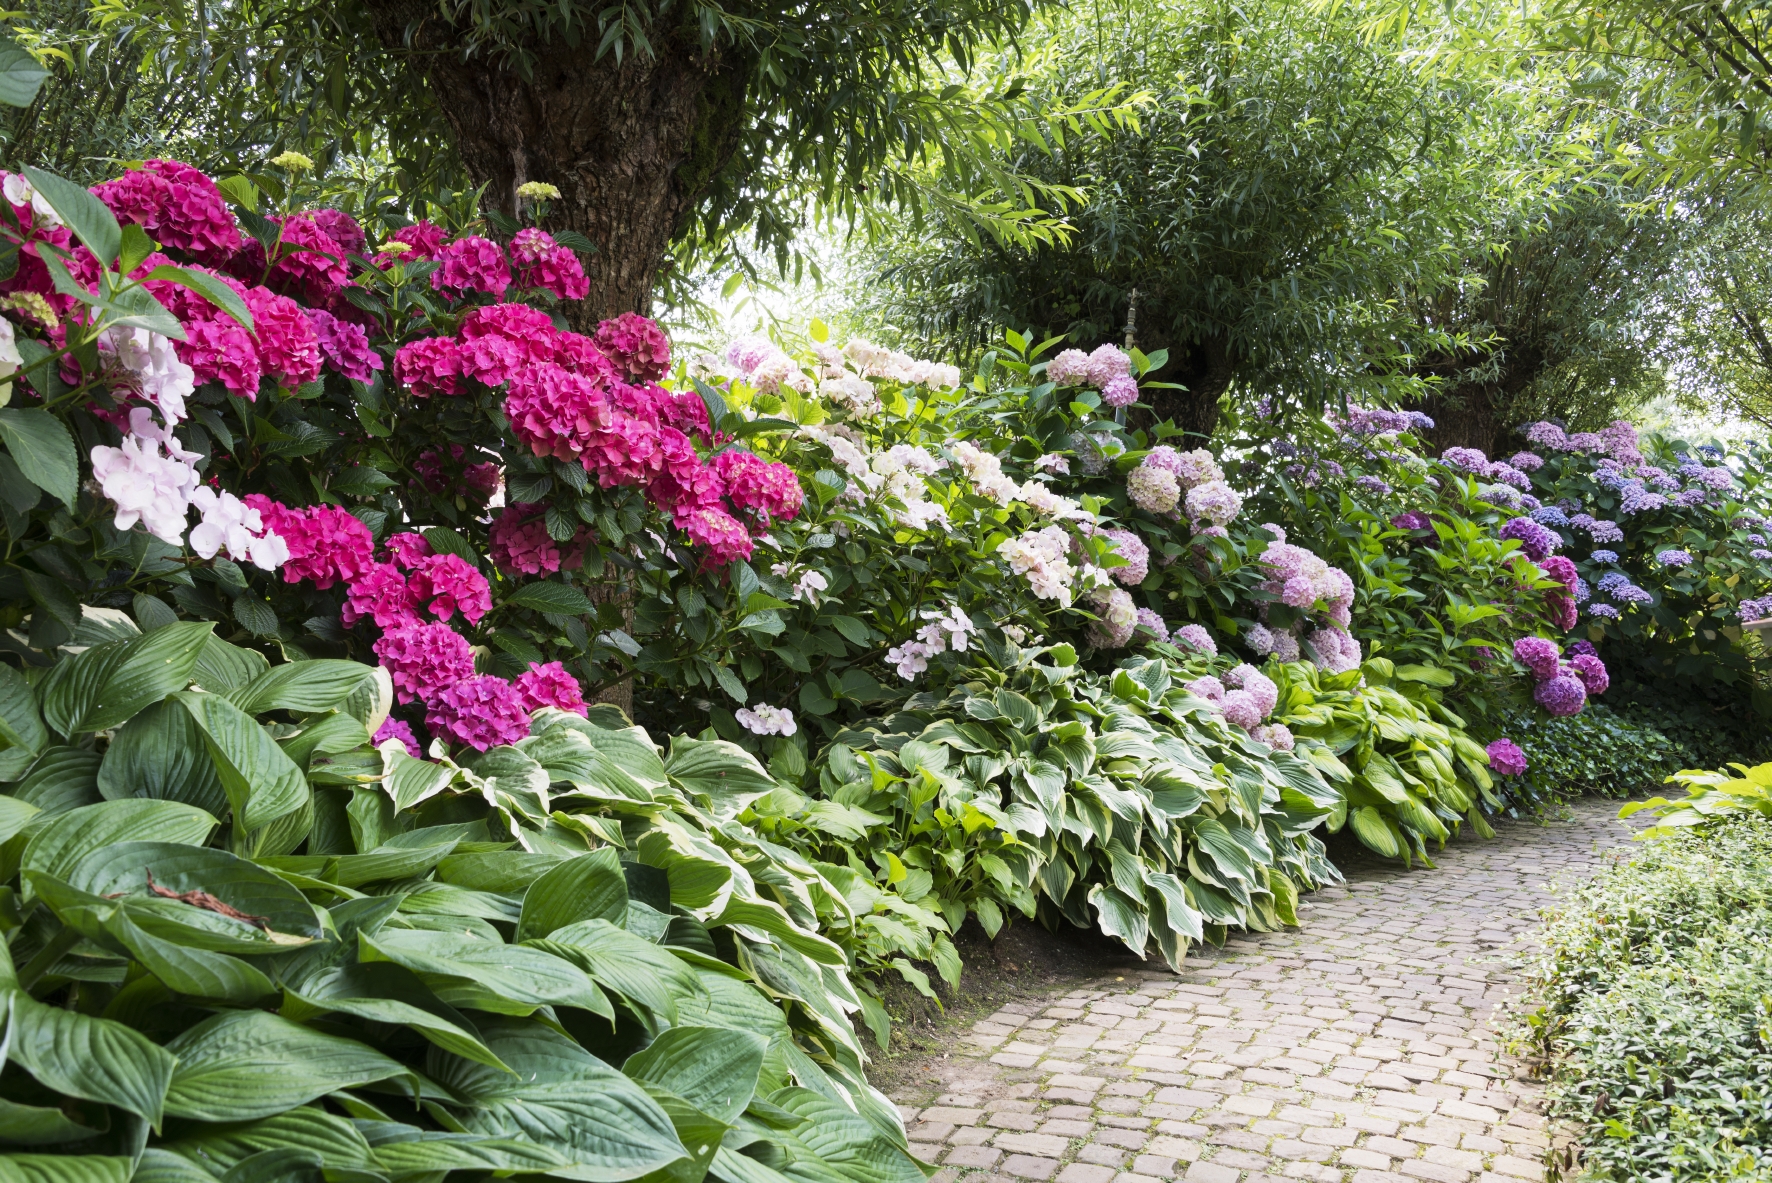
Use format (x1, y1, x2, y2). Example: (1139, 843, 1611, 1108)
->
(362, 1, 753, 331)
(1137, 333, 1235, 442)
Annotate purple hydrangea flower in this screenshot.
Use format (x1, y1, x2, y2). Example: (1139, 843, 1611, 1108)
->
(1588, 603, 1620, 619)
(1655, 549, 1693, 568)
(1570, 653, 1609, 695)
(1355, 474, 1391, 496)
(1589, 549, 1619, 564)
(1534, 673, 1587, 717)
(1485, 738, 1527, 777)
(1530, 506, 1570, 528)
(1513, 636, 1561, 681)
(1172, 623, 1217, 656)
(1499, 517, 1559, 562)
(1441, 446, 1489, 472)
(1391, 511, 1432, 531)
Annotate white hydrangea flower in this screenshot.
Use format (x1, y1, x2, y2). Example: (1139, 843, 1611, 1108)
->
(3, 173, 62, 228)
(99, 326, 197, 424)
(188, 486, 288, 570)
(90, 410, 202, 545)
(735, 704, 797, 736)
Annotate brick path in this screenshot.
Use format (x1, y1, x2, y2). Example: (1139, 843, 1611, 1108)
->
(894, 798, 1644, 1183)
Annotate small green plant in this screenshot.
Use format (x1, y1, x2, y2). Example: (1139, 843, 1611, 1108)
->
(1621, 761, 1772, 835)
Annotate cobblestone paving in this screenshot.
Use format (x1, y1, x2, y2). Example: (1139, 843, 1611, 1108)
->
(895, 798, 1644, 1183)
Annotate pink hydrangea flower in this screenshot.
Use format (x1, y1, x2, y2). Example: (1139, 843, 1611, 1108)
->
(1134, 608, 1168, 641)
(386, 532, 433, 569)
(594, 312, 671, 382)
(490, 504, 562, 575)
(660, 390, 711, 441)
(1126, 465, 1180, 513)
(408, 553, 492, 623)
(1186, 676, 1226, 703)
(1101, 375, 1139, 407)
(243, 286, 322, 388)
(271, 503, 375, 589)
(681, 505, 754, 566)
(374, 620, 477, 704)
(510, 229, 590, 301)
(92, 160, 241, 265)
(461, 302, 561, 359)
(1221, 689, 1262, 730)
(378, 220, 449, 265)
(515, 661, 589, 716)
(582, 411, 664, 487)
(342, 562, 419, 629)
(713, 450, 802, 527)
(1099, 527, 1149, 585)
(262, 214, 352, 304)
(373, 716, 422, 757)
(648, 430, 724, 517)
(176, 309, 263, 397)
(1046, 348, 1090, 386)
(1513, 636, 1561, 681)
(431, 235, 512, 299)
(1085, 343, 1131, 387)
(464, 461, 501, 502)
(550, 329, 621, 379)
(1172, 624, 1217, 655)
(505, 362, 612, 459)
(458, 331, 526, 388)
(307, 208, 366, 257)
(1569, 653, 1609, 695)
(395, 336, 463, 397)
(426, 674, 531, 750)
(304, 309, 384, 383)
(1485, 738, 1527, 777)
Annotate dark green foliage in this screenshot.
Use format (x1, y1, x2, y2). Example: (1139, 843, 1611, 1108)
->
(1516, 817, 1772, 1180)
(1504, 704, 1684, 805)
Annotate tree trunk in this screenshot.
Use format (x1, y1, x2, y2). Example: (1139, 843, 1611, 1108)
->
(1139, 333, 1234, 442)
(363, 3, 752, 330)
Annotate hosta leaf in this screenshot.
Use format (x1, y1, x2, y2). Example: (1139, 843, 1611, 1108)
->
(13, 746, 101, 813)
(228, 659, 374, 716)
(154, 1108, 377, 1174)
(358, 927, 611, 1017)
(0, 1155, 132, 1183)
(4, 990, 176, 1127)
(1086, 884, 1149, 956)
(534, 918, 702, 1024)
(623, 1025, 768, 1124)
(42, 622, 212, 737)
(164, 1009, 414, 1121)
(0, 660, 46, 757)
(19, 799, 216, 903)
(96, 699, 227, 816)
(517, 846, 628, 940)
(177, 691, 310, 832)
(711, 898, 845, 965)
(771, 1088, 926, 1183)
(65, 840, 321, 938)
(287, 962, 513, 1073)
(665, 736, 776, 819)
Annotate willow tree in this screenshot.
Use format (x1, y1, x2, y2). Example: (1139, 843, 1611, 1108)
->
(13, 0, 1095, 328)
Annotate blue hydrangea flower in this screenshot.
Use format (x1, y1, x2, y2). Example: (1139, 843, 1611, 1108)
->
(1655, 549, 1693, 567)
(1589, 549, 1619, 564)
(1530, 506, 1570, 528)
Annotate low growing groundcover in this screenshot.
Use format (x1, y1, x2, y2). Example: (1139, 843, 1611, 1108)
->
(1515, 816, 1772, 1180)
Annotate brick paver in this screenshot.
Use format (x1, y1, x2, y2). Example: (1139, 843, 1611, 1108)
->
(895, 798, 1642, 1183)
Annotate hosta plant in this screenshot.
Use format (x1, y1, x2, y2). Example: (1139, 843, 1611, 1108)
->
(0, 609, 919, 1182)
(783, 639, 1343, 1016)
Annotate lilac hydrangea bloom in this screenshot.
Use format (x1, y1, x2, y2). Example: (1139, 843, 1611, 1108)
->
(1513, 636, 1561, 681)
(1754, 549, 1772, 561)
(1499, 516, 1559, 562)
(1355, 475, 1391, 496)
(1655, 549, 1693, 567)
(1534, 673, 1587, 717)
(1530, 506, 1570, 528)
(1441, 446, 1488, 472)
(1172, 623, 1217, 656)
(1134, 608, 1168, 641)
(1589, 549, 1618, 564)
(1588, 603, 1620, 619)
(1587, 520, 1625, 544)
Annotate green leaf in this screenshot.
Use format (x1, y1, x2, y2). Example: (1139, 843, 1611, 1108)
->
(42, 621, 212, 737)
(0, 32, 48, 107)
(0, 408, 77, 508)
(425, 1016, 690, 1180)
(382, 746, 458, 811)
(97, 699, 228, 816)
(177, 691, 310, 833)
(230, 595, 278, 638)
(509, 582, 594, 615)
(0, 658, 46, 758)
(144, 264, 255, 331)
(192, 635, 270, 692)
(19, 799, 216, 903)
(422, 525, 476, 560)
(1087, 884, 1150, 956)
(1393, 663, 1456, 687)
(22, 165, 120, 264)
(13, 746, 100, 812)
(710, 897, 845, 965)
(164, 1009, 413, 1122)
(154, 1108, 376, 1175)
(286, 963, 513, 1073)
(623, 1026, 767, 1124)
(0, 1155, 132, 1183)
(65, 840, 321, 938)
(228, 659, 373, 716)
(358, 927, 611, 1017)
(665, 736, 776, 819)
(772, 1089, 925, 1183)
(517, 847, 628, 940)
(5, 990, 177, 1127)
(534, 918, 702, 1024)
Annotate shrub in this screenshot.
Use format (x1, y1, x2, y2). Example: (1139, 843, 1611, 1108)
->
(1515, 817, 1772, 1181)
(1504, 703, 1684, 805)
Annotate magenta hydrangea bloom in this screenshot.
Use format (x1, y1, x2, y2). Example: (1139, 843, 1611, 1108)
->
(461, 302, 561, 363)
(373, 717, 423, 757)
(1539, 554, 1580, 631)
(509, 229, 590, 301)
(489, 504, 562, 575)
(647, 433, 724, 519)
(1513, 636, 1561, 681)
(342, 562, 419, 629)
(177, 305, 263, 396)
(1099, 527, 1150, 585)
(384, 532, 433, 570)
(1498, 516, 1558, 562)
(594, 312, 672, 383)
(396, 336, 464, 397)
(304, 308, 384, 383)
(410, 553, 493, 624)
(1101, 375, 1139, 407)
(1171, 623, 1217, 656)
(1485, 738, 1527, 777)
(681, 505, 754, 566)
(431, 235, 512, 299)
(505, 362, 612, 460)
(426, 675, 531, 751)
(274, 504, 375, 590)
(243, 286, 322, 388)
(92, 159, 241, 265)
(1534, 672, 1587, 717)
(374, 620, 477, 704)
(713, 450, 802, 527)
(380, 221, 449, 264)
(1570, 653, 1609, 695)
(458, 331, 526, 389)
(308, 208, 367, 257)
(515, 661, 589, 716)
(263, 214, 352, 304)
